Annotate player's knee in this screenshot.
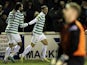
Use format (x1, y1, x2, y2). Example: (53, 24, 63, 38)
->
(18, 42, 22, 47)
(9, 43, 14, 48)
(44, 43, 48, 45)
(42, 41, 48, 45)
(31, 43, 35, 47)
(41, 39, 48, 45)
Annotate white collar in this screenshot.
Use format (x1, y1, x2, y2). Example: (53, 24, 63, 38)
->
(17, 10, 20, 13)
(41, 12, 45, 16)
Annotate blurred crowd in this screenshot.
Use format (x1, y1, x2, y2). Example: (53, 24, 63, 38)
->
(0, 0, 87, 33)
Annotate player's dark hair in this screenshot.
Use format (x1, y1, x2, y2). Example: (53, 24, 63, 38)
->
(66, 2, 81, 16)
(41, 5, 48, 10)
(14, 2, 22, 11)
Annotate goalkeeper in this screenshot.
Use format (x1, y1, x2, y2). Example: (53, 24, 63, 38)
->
(51, 2, 86, 65)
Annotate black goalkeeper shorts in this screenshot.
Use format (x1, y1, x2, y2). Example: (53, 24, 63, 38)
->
(67, 56, 85, 65)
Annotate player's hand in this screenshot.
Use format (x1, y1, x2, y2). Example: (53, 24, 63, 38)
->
(28, 22, 30, 25)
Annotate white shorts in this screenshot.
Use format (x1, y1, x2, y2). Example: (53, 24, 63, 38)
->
(6, 33, 22, 44)
(31, 33, 46, 44)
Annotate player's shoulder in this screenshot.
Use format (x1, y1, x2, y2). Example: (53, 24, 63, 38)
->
(37, 12, 45, 18)
(9, 10, 15, 15)
(16, 10, 23, 16)
(40, 12, 45, 16)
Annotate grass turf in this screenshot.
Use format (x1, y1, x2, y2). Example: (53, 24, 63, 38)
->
(0, 60, 87, 65)
(0, 60, 49, 65)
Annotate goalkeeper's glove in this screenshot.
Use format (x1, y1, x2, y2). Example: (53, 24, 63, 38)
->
(56, 54, 69, 65)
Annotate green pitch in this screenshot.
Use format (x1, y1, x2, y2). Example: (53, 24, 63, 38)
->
(0, 60, 87, 65)
(0, 60, 49, 65)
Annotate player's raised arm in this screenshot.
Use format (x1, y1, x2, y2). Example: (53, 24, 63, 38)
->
(28, 11, 39, 25)
(28, 18, 38, 25)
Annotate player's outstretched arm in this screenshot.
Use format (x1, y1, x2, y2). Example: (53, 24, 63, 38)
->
(20, 23, 28, 28)
(20, 18, 38, 28)
(19, 14, 29, 28)
(28, 18, 38, 25)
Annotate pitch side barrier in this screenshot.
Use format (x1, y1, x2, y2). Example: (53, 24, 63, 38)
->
(0, 32, 86, 59)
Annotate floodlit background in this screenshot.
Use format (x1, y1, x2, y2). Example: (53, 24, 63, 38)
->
(0, 0, 87, 65)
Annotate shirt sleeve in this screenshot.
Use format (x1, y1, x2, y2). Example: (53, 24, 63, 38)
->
(29, 18, 38, 25)
(19, 14, 28, 28)
(29, 14, 41, 25)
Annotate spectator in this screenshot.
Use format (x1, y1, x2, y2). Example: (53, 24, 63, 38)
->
(0, 5, 4, 16)
(0, 5, 3, 34)
(0, 0, 5, 6)
(46, 0, 65, 31)
(32, 0, 41, 11)
(72, 0, 82, 5)
(24, 1, 36, 32)
(0, 12, 7, 33)
(79, 1, 87, 29)
(3, 1, 13, 16)
(0, 0, 86, 32)
(44, 0, 54, 9)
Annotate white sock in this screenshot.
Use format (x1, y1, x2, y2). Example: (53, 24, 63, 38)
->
(22, 45, 32, 57)
(13, 45, 20, 55)
(42, 45, 47, 58)
(4, 47, 11, 60)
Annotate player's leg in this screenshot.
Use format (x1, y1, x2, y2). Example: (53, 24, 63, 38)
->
(11, 33, 22, 56)
(4, 47, 15, 63)
(51, 44, 63, 65)
(41, 39, 48, 59)
(5, 34, 22, 63)
(20, 34, 37, 62)
(21, 34, 37, 57)
(41, 39, 50, 62)
(21, 43, 35, 57)
(4, 33, 15, 63)
(40, 34, 50, 62)
(20, 43, 35, 62)
(4, 47, 11, 63)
